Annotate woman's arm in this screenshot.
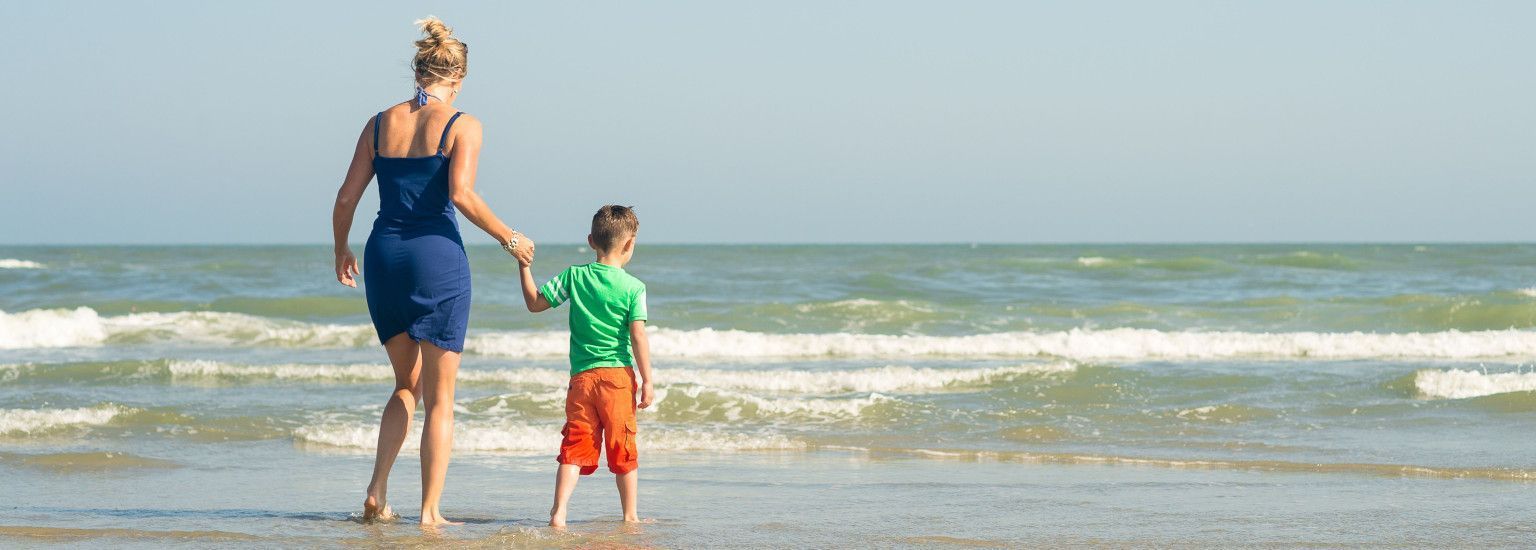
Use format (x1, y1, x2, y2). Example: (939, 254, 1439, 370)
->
(332, 119, 376, 288)
(630, 321, 654, 409)
(445, 115, 534, 257)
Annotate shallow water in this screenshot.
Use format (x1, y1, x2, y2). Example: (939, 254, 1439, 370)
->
(3, 244, 1536, 547)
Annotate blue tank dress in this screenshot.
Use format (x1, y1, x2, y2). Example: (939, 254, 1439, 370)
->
(362, 111, 472, 352)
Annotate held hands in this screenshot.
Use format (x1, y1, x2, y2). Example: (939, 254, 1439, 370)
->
(508, 231, 536, 267)
(638, 381, 654, 409)
(335, 248, 359, 288)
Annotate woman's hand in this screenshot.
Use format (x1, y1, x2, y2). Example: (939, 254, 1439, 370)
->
(336, 248, 360, 288)
(510, 232, 535, 267)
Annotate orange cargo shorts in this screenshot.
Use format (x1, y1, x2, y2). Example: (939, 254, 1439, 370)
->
(556, 366, 639, 475)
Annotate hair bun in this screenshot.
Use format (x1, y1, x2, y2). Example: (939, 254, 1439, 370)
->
(410, 16, 468, 84)
(413, 16, 453, 49)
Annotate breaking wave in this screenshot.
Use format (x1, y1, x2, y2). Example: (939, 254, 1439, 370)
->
(0, 405, 126, 435)
(1414, 368, 1536, 399)
(10, 307, 1536, 361)
(293, 418, 802, 454)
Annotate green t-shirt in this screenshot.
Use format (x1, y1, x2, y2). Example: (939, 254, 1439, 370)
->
(539, 262, 649, 376)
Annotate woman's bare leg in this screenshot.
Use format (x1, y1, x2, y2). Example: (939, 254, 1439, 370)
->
(364, 333, 422, 521)
(418, 341, 463, 526)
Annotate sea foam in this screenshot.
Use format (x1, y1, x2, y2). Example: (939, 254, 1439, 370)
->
(293, 418, 802, 453)
(473, 327, 1536, 361)
(164, 360, 1057, 394)
(0, 259, 45, 269)
(1413, 369, 1536, 399)
(0, 308, 373, 350)
(12, 307, 1536, 361)
(0, 308, 109, 349)
(0, 406, 125, 435)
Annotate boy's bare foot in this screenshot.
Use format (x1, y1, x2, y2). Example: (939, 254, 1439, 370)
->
(362, 494, 396, 522)
(549, 504, 567, 529)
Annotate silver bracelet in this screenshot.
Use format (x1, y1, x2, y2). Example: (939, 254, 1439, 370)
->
(502, 235, 519, 256)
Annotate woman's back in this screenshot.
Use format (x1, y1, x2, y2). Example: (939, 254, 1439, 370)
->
(371, 104, 464, 231)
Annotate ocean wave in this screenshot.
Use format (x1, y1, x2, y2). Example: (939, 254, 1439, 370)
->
(476, 327, 1536, 361)
(1173, 404, 1277, 423)
(791, 298, 935, 314)
(0, 308, 110, 349)
(1249, 251, 1359, 270)
(13, 307, 1536, 361)
(0, 308, 374, 350)
(460, 386, 896, 422)
(25, 360, 1063, 395)
(1069, 256, 1229, 272)
(665, 363, 1073, 392)
(657, 386, 893, 420)
(293, 418, 802, 453)
(0, 259, 45, 269)
(1413, 369, 1536, 399)
(0, 451, 179, 473)
(863, 446, 1536, 482)
(169, 360, 390, 381)
(0, 405, 126, 435)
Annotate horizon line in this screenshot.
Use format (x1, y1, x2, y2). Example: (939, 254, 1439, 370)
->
(3, 240, 1535, 247)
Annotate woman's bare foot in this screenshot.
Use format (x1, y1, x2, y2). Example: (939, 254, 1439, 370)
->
(362, 494, 396, 522)
(419, 508, 463, 527)
(549, 504, 567, 529)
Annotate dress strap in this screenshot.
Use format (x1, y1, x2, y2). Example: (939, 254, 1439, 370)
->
(437, 112, 464, 155)
(372, 112, 383, 155)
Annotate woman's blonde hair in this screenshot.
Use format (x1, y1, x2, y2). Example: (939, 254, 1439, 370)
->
(412, 16, 467, 85)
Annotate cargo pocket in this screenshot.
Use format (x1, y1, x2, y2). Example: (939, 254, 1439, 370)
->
(612, 417, 639, 474)
(601, 374, 632, 392)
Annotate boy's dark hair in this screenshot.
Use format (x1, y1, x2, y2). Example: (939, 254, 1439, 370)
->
(590, 205, 639, 251)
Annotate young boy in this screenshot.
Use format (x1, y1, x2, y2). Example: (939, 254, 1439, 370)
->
(517, 205, 654, 527)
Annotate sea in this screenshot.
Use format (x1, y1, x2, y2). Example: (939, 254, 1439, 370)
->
(2, 244, 1535, 548)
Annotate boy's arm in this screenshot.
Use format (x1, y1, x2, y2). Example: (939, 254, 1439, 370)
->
(630, 320, 654, 408)
(519, 264, 552, 312)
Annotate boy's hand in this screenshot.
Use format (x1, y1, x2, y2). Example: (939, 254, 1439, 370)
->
(638, 381, 654, 409)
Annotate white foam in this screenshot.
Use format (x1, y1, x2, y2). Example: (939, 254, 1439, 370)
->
(665, 363, 1073, 392)
(166, 360, 572, 387)
(104, 311, 374, 347)
(293, 418, 802, 453)
(476, 327, 1536, 361)
(0, 406, 125, 435)
(0, 259, 45, 269)
(662, 386, 891, 418)
(0, 308, 374, 349)
(164, 360, 1065, 394)
(169, 360, 392, 381)
(1076, 257, 1110, 267)
(1414, 369, 1536, 399)
(0, 308, 109, 349)
(13, 307, 1536, 362)
(1518, 288, 1536, 298)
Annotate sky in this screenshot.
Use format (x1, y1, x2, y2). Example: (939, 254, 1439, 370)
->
(0, 1, 1532, 244)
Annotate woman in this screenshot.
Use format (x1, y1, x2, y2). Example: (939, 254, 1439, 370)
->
(330, 17, 533, 526)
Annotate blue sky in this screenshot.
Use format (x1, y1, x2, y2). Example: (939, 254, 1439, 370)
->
(1, 1, 1531, 244)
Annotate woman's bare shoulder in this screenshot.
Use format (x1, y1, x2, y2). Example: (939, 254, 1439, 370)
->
(451, 112, 482, 132)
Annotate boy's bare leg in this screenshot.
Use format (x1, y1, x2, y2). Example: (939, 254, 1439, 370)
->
(616, 469, 639, 522)
(550, 463, 582, 528)
(418, 342, 463, 527)
(364, 333, 422, 521)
